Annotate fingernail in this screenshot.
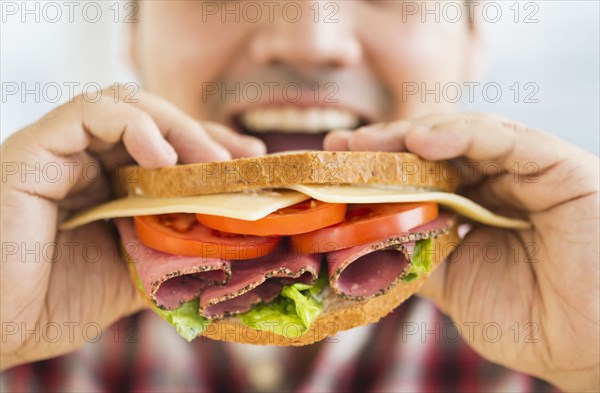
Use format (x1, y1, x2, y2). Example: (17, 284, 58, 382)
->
(382, 120, 411, 132)
(214, 144, 232, 161)
(162, 142, 178, 163)
(413, 125, 431, 133)
(323, 130, 352, 151)
(244, 137, 267, 156)
(356, 124, 380, 133)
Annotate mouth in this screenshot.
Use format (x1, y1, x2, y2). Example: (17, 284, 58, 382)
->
(231, 106, 369, 153)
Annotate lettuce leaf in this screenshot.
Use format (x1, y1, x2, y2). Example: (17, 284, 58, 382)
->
(239, 274, 328, 339)
(151, 299, 209, 342)
(403, 238, 434, 282)
(131, 266, 209, 341)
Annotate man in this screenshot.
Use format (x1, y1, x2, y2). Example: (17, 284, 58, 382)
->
(1, 1, 598, 392)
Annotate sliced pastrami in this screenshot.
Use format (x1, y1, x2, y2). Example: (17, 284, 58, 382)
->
(115, 218, 231, 310)
(330, 247, 412, 299)
(200, 279, 282, 318)
(326, 213, 454, 300)
(200, 248, 321, 319)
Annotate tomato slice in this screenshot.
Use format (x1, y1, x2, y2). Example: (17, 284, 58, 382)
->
(195, 200, 347, 236)
(134, 213, 280, 260)
(290, 202, 439, 254)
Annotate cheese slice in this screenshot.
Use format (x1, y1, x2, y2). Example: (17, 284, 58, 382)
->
(59, 190, 310, 231)
(284, 184, 532, 230)
(60, 185, 531, 231)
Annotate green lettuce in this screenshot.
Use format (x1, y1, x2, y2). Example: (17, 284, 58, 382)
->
(403, 238, 434, 282)
(151, 299, 209, 342)
(239, 273, 328, 339)
(131, 267, 209, 341)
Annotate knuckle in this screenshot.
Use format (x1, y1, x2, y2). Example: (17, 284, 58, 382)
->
(500, 119, 531, 136)
(100, 83, 143, 102)
(460, 112, 487, 129)
(64, 93, 87, 115)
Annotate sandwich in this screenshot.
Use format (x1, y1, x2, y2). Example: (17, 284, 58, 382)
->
(60, 151, 530, 345)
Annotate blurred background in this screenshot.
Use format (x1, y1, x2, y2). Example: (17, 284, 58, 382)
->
(1, 0, 598, 154)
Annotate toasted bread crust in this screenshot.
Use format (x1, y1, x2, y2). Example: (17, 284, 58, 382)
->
(126, 225, 459, 346)
(115, 152, 458, 197)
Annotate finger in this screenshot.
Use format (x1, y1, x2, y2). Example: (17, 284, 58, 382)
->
(324, 121, 412, 152)
(123, 91, 232, 163)
(405, 112, 572, 170)
(2, 99, 172, 203)
(323, 130, 352, 151)
(31, 94, 178, 169)
(404, 113, 597, 212)
(91, 143, 133, 171)
(57, 152, 112, 215)
(202, 121, 266, 158)
(350, 121, 412, 152)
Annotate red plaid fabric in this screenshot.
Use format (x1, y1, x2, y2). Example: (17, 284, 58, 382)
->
(1, 297, 559, 392)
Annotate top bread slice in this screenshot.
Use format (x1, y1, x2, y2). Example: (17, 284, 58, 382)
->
(114, 151, 458, 198)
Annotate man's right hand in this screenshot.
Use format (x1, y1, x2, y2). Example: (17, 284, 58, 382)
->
(0, 88, 265, 370)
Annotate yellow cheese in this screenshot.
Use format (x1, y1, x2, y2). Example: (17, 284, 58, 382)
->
(60, 185, 531, 231)
(59, 190, 310, 230)
(284, 184, 532, 230)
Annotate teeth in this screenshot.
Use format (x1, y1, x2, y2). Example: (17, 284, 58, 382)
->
(240, 107, 360, 133)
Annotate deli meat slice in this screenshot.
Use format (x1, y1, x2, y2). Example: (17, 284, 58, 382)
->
(200, 247, 321, 319)
(115, 218, 231, 310)
(326, 214, 455, 300)
(199, 280, 282, 319)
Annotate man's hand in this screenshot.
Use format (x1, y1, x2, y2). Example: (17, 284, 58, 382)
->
(325, 112, 600, 392)
(0, 88, 265, 370)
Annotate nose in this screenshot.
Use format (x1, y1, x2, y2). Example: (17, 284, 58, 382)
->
(249, 1, 362, 71)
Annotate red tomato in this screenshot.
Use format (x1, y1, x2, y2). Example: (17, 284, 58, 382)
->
(195, 200, 347, 236)
(290, 202, 438, 253)
(134, 213, 280, 260)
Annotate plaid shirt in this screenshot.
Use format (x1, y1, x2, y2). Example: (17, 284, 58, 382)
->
(1, 297, 558, 393)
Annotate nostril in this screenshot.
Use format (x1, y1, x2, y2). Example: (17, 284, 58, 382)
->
(266, 58, 284, 67)
(317, 59, 347, 71)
